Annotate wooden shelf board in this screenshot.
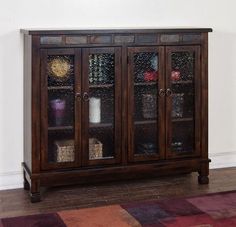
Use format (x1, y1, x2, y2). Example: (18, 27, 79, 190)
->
(134, 120, 157, 125)
(172, 117, 193, 122)
(134, 82, 157, 86)
(172, 80, 193, 85)
(89, 122, 113, 128)
(89, 156, 114, 160)
(48, 126, 73, 131)
(48, 86, 73, 90)
(89, 84, 114, 88)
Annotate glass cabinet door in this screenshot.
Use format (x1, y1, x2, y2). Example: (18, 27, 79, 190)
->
(40, 49, 81, 170)
(82, 48, 121, 166)
(127, 47, 165, 162)
(166, 46, 201, 158)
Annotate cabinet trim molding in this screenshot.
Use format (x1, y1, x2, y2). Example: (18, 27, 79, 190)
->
(22, 28, 212, 202)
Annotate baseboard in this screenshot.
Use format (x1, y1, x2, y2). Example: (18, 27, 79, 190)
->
(210, 151, 236, 169)
(0, 152, 235, 190)
(0, 171, 23, 190)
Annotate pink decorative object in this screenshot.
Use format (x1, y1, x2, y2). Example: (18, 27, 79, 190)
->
(50, 99, 66, 126)
(144, 70, 158, 82)
(171, 70, 181, 81)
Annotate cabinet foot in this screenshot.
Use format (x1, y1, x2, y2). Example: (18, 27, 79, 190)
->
(198, 162, 209, 184)
(23, 169, 30, 190)
(30, 178, 41, 202)
(30, 192, 41, 203)
(24, 180, 30, 190)
(198, 175, 209, 184)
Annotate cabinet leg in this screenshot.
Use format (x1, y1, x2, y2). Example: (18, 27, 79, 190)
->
(23, 170, 30, 190)
(30, 192, 41, 203)
(198, 163, 209, 184)
(30, 179, 41, 203)
(24, 180, 30, 191)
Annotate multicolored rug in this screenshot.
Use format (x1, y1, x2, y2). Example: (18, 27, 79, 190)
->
(2, 191, 236, 227)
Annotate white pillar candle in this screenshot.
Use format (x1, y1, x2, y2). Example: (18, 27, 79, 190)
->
(89, 97, 101, 123)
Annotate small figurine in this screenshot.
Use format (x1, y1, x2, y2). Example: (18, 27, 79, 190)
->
(171, 69, 181, 81)
(144, 70, 158, 82)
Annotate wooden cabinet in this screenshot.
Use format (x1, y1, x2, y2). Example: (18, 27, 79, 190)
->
(22, 28, 212, 202)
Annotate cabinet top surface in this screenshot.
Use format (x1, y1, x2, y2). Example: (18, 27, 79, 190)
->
(21, 27, 213, 35)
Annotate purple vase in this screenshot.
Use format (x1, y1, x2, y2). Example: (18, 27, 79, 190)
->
(50, 99, 66, 126)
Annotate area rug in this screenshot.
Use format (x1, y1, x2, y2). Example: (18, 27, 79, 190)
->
(2, 190, 236, 227)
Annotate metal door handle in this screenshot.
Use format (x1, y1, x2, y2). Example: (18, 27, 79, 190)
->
(75, 93, 81, 100)
(166, 88, 172, 97)
(83, 92, 89, 101)
(159, 89, 165, 97)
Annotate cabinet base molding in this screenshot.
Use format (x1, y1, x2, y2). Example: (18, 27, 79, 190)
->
(22, 28, 212, 202)
(22, 158, 210, 202)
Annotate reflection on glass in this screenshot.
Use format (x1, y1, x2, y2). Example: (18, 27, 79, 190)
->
(89, 54, 114, 85)
(170, 51, 195, 154)
(46, 55, 75, 163)
(172, 94, 184, 118)
(134, 53, 158, 83)
(142, 94, 157, 119)
(171, 52, 194, 81)
(135, 126, 157, 155)
(171, 122, 194, 153)
(88, 53, 115, 160)
(133, 52, 159, 155)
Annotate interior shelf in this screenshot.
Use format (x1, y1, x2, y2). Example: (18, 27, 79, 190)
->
(89, 84, 114, 88)
(48, 86, 74, 91)
(134, 120, 157, 125)
(172, 80, 193, 85)
(89, 122, 113, 128)
(172, 117, 193, 122)
(134, 82, 157, 86)
(48, 126, 73, 131)
(90, 156, 114, 160)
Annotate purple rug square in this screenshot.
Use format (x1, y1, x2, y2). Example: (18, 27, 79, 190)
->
(122, 202, 171, 225)
(158, 198, 204, 216)
(188, 192, 236, 219)
(1, 213, 66, 227)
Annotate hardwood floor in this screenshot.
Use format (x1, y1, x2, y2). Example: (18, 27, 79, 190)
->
(0, 167, 236, 218)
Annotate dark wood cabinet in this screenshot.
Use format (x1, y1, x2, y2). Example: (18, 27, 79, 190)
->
(21, 28, 212, 202)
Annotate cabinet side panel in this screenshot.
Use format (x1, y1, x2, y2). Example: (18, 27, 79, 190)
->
(23, 34, 32, 171)
(201, 33, 209, 159)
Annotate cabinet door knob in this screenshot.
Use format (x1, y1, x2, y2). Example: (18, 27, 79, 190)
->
(83, 92, 89, 101)
(159, 89, 165, 97)
(166, 88, 172, 97)
(75, 93, 81, 99)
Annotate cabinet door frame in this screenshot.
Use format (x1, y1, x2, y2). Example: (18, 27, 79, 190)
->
(40, 48, 82, 170)
(81, 47, 122, 166)
(165, 45, 201, 158)
(127, 46, 165, 162)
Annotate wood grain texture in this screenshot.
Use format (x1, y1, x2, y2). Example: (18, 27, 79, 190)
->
(0, 167, 235, 218)
(23, 28, 212, 202)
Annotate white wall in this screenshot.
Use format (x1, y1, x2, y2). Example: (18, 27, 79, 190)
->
(0, 0, 236, 189)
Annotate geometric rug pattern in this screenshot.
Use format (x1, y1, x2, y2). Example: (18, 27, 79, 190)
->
(2, 191, 236, 227)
